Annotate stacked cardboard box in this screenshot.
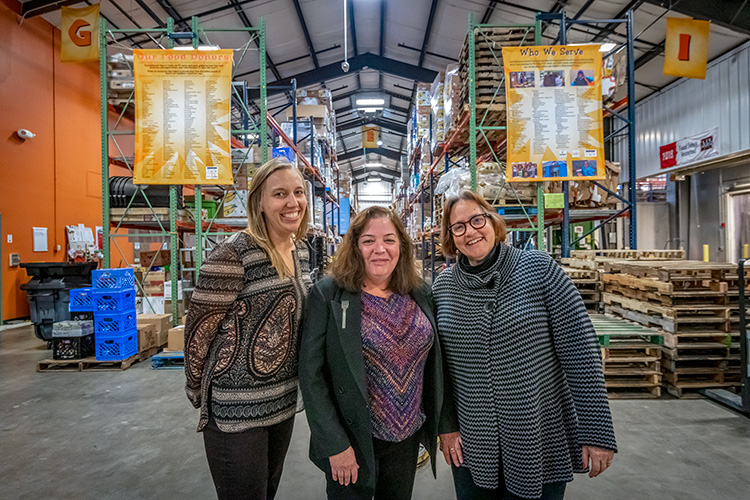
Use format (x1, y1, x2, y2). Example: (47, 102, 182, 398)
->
(430, 71, 446, 153)
(137, 313, 172, 348)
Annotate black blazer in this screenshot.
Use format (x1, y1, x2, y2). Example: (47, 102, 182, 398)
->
(299, 276, 445, 495)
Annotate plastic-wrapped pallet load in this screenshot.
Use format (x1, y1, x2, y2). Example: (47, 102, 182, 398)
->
(443, 64, 461, 140)
(91, 268, 138, 361)
(430, 71, 446, 153)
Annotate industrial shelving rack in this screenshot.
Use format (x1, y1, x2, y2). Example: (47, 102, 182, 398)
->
(402, 9, 641, 280)
(100, 17, 337, 326)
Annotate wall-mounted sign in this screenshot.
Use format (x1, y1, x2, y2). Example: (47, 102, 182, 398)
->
(659, 127, 718, 170)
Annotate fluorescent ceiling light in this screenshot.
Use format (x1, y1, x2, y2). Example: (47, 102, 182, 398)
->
(359, 107, 382, 113)
(364, 162, 383, 167)
(367, 175, 381, 182)
(377, 140, 383, 146)
(356, 98, 385, 106)
(600, 43, 617, 52)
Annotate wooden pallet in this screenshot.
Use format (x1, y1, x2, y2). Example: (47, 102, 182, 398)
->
(602, 292, 731, 322)
(603, 304, 735, 334)
(664, 380, 739, 399)
(37, 354, 141, 372)
(563, 267, 599, 280)
(570, 249, 685, 260)
(603, 260, 736, 282)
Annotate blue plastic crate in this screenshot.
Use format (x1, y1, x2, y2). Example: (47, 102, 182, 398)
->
(93, 268, 135, 289)
(93, 288, 136, 312)
(95, 330, 138, 361)
(94, 310, 136, 333)
(69, 288, 95, 312)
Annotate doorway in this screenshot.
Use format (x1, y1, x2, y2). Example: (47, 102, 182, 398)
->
(727, 189, 750, 263)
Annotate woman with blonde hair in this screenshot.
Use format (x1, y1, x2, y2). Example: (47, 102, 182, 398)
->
(185, 157, 313, 500)
(300, 206, 446, 500)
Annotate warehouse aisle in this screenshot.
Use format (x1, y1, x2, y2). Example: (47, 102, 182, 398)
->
(1, 325, 749, 500)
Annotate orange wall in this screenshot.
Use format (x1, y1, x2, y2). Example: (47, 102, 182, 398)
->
(0, 1, 107, 320)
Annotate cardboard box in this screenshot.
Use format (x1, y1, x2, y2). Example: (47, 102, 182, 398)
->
(221, 190, 248, 218)
(166, 325, 185, 352)
(157, 329, 169, 347)
(287, 104, 329, 120)
(165, 299, 185, 316)
(141, 296, 165, 314)
(137, 323, 156, 352)
(140, 250, 171, 267)
(137, 313, 172, 334)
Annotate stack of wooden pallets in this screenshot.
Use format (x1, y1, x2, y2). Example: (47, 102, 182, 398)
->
(451, 27, 536, 150)
(601, 260, 747, 398)
(561, 250, 686, 312)
(590, 314, 663, 399)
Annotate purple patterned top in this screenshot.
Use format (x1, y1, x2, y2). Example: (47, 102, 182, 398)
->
(360, 291, 434, 442)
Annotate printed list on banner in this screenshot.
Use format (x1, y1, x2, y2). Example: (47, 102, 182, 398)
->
(502, 45, 605, 182)
(133, 50, 234, 185)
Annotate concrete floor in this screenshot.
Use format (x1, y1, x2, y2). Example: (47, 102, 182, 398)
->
(2, 324, 750, 500)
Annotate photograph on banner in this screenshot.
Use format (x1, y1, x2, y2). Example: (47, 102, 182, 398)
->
(133, 49, 234, 185)
(503, 45, 605, 182)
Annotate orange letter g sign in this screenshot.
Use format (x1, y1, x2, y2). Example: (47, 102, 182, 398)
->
(69, 19, 92, 47)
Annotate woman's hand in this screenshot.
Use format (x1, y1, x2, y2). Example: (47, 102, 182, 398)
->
(582, 446, 614, 478)
(439, 432, 464, 466)
(329, 446, 359, 486)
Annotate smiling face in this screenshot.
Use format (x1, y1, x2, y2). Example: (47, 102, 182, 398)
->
(450, 199, 496, 265)
(358, 217, 400, 287)
(260, 168, 307, 244)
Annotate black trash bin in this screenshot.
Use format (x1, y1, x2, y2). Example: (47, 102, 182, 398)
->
(20, 262, 97, 342)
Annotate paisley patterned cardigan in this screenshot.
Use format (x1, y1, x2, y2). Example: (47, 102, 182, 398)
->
(184, 231, 312, 432)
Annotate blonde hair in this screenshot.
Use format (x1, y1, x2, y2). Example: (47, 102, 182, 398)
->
(441, 190, 507, 258)
(328, 206, 422, 294)
(244, 157, 309, 279)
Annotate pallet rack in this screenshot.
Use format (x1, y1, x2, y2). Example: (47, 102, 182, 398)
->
(101, 17, 337, 327)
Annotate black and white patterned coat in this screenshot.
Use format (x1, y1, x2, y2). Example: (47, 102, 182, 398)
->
(433, 244, 617, 499)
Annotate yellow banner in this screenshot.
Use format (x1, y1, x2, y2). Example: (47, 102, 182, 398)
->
(502, 45, 605, 182)
(664, 17, 710, 79)
(61, 5, 99, 62)
(362, 126, 379, 149)
(133, 50, 233, 185)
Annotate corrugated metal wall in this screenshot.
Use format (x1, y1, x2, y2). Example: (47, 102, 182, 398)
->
(616, 39, 750, 182)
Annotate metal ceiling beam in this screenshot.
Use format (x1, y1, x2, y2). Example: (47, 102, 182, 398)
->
(348, 0, 359, 56)
(397, 43, 459, 62)
(351, 166, 401, 178)
(590, 1, 644, 42)
(228, 0, 282, 81)
(380, 0, 387, 57)
(333, 88, 413, 103)
(572, 0, 597, 20)
(248, 53, 438, 99)
(337, 118, 408, 135)
(418, 0, 440, 67)
(634, 39, 665, 70)
(234, 45, 340, 78)
(642, 0, 750, 36)
(134, 0, 166, 28)
(291, 0, 320, 68)
(338, 147, 402, 161)
(21, 0, 80, 18)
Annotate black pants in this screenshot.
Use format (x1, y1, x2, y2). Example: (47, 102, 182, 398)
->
(202, 416, 295, 500)
(326, 432, 421, 500)
(452, 463, 567, 500)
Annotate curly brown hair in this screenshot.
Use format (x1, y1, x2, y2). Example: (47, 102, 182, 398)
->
(440, 190, 507, 257)
(328, 206, 422, 294)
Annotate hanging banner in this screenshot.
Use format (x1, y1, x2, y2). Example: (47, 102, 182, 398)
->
(503, 45, 605, 182)
(664, 17, 710, 80)
(659, 127, 718, 169)
(61, 5, 100, 62)
(362, 126, 379, 149)
(133, 49, 233, 185)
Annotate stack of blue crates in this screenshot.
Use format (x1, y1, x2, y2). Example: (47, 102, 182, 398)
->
(91, 268, 137, 361)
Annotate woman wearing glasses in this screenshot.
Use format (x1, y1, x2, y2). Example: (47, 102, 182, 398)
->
(433, 190, 616, 500)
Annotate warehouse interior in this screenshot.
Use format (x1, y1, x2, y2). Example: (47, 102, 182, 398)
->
(1, 0, 750, 499)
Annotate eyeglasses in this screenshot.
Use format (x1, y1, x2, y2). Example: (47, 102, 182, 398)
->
(448, 213, 490, 236)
